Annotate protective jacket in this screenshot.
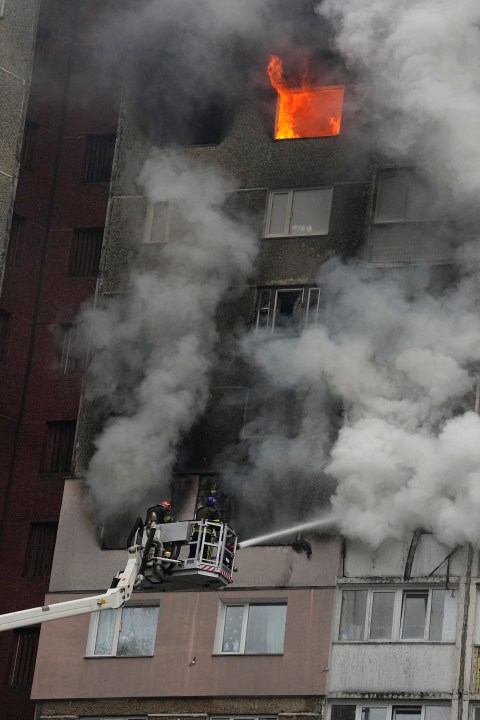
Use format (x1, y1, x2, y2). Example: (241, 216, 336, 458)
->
(147, 505, 174, 524)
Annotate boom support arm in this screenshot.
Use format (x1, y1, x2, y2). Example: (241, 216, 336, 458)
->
(0, 546, 142, 633)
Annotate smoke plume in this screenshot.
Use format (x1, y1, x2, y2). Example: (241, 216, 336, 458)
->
(80, 152, 257, 519)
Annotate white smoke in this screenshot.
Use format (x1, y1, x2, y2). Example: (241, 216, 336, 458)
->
(81, 152, 257, 518)
(316, 0, 480, 202)
(243, 260, 480, 547)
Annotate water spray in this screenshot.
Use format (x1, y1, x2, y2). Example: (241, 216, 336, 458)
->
(237, 513, 339, 549)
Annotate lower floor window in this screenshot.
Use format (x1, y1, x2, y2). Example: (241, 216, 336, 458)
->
(331, 704, 450, 720)
(217, 602, 287, 654)
(86, 604, 159, 657)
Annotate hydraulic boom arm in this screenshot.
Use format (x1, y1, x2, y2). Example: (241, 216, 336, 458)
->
(0, 546, 142, 633)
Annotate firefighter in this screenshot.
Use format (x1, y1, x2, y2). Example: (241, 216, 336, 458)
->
(189, 496, 221, 559)
(146, 500, 174, 525)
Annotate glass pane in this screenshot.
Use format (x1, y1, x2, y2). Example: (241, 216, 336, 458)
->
(244, 604, 287, 654)
(374, 173, 408, 222)
(169, 206, 191, 241)
(305, 288, 320, 326)
(290, 188, 333, 235)
(339, 590, 367, 641)
(268, 193, 289, 234)
(361, 708, 387, 720)
(402, 592, 428, 639)
(116, 606, 158, 656)
(256, 290, 271, 329)
(424, 707, 451, 720)
(370, 592, 395, 639)
(222, 605, 244, 652)
(331, 707, 356, 720)
(394, 709, 421, 720)
(430, 589, 456, 641)
(94, 609, 117, 655)
(150, 202, 169, 242)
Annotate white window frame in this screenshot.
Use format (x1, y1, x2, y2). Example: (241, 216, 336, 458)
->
(254, 287, 321, 333)
(337, 586, 457, 643)
(143, 201, 175, 244)
(86, 603, 159, 657)
(214, 601, 287, 655)
(329, 703, 451, 720)
(264, 187, 333, 238)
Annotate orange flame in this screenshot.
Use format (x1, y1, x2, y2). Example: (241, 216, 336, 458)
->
(266, 55, 344, 140)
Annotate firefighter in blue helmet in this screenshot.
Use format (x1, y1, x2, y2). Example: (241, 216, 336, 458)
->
(189, 496, 221, 559)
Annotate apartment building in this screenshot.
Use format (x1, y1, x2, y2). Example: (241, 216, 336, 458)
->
(3, 2, 480, 720)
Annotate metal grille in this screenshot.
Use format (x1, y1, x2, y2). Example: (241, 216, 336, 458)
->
(7, 214, 24, 267)
(82, 134, 116, 182)
(42, 421, 76, 473)
(10, 628, 40, 685)
(69, 228, 103, 277)
(23, 522, 58, 577)
(20, 120, 38, 171)
(0, 310, 10, 361)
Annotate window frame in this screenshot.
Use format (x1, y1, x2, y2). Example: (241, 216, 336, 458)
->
(69, 227, 104, 278)
(86, 603, 159, 658)
(142, 201, 174, 244)
(10, 627, 40, 686)
(337, 586, 457, 643)
(264, 187, 333, 238)
(214, 600, 287, 655)
(41, 420, 76, 474)
(329, 703, 451, 720)
(82, 134, 116, 183)
(253, 286, 321, 334)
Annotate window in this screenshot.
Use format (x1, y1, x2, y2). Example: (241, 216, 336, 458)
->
(86, 605, 159, 657)
(0, 0, 5, 18)
(69, 227, 103, 277)
(254, 287, 320, 333)
(0, 310, 10, 361)
(82, 134, 116, 182)
(23, 522, 58, 577)
(216, 602, 287, 654)
(142, 202, 191, 244)
(7, 214, 24, 267)
(373, 168, 435, 224)
(331, 705, 450, 720)
(162, 96, 224, 146)
(20, 120, 38, 171)
(10, 628, 40, 685)
(338, 587, 457, 642)
(42, 421, 76, 473)
(265, 188, 333, 237)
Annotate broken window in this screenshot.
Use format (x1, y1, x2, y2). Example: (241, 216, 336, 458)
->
(331, 705, 450, 720)
(42, 421, 76, 474)
(87, 604, 159, 657)
(338, 587, 456, 642)
(142, 202, 191, 244)
(82, 134, 116, 182)
(58, 323, 83, 374)
(265, 188, 333, 237)
(10, 628, 40, 685)
(7, 214, 24, 267)
(253, 287, 321, 334)
(216, 602, 287, 655)
(23, 522, 58, 577)
(266, 55, 344, 139)
(20, 120, 38, 171)
(162, 96, 224, 146)
(69, 227, 103, 277)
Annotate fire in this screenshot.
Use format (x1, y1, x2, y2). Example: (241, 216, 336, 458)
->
(266, 55, 344, 140)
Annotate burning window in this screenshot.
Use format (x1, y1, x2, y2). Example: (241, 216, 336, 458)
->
(266, 55, 344, 139)
(265, 187, 333, 236)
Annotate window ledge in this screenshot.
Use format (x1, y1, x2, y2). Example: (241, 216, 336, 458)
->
(334, 640, 455, 645)
(85, 654, 155, 659)
(212, 652, 284, 657)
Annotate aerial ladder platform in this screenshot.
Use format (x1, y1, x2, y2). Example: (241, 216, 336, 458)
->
(0, 518, 237, 633)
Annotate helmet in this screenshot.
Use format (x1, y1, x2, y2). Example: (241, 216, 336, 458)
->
(160, 501, 172, 512)
(206, 496, 217, 507)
